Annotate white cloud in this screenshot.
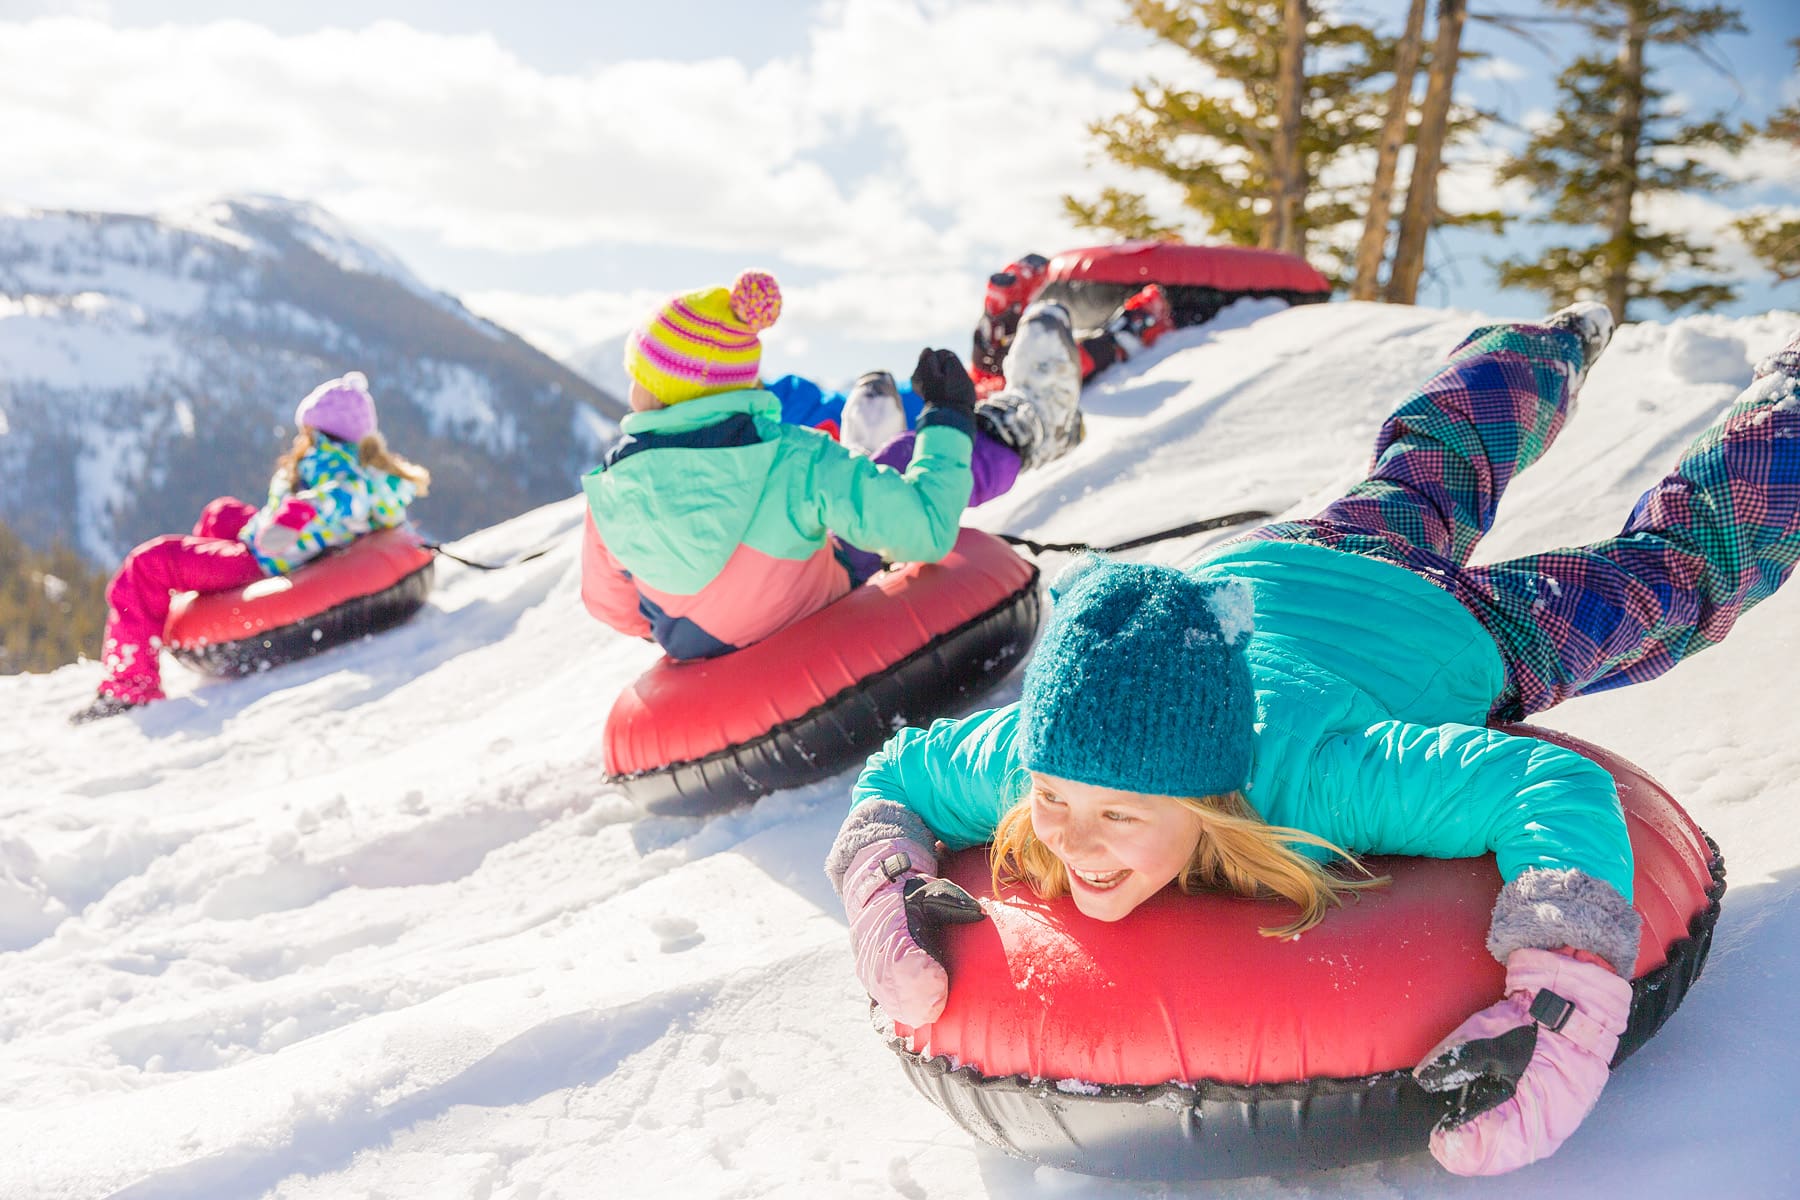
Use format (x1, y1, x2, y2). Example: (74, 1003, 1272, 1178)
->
(1467, 57, 1527, 83)
(0, 4, 1164, 278)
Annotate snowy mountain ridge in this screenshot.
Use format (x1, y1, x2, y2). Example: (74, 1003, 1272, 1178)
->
(3, 300, 1799, 1199)
(0, 197, 624, 565)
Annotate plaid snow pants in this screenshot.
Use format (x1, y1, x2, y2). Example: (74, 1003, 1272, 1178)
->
(1241, 324, 1800, 719)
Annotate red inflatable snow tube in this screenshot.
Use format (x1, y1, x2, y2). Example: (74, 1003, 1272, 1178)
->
(1038, 240, 1332, 332)
(164, 529, 435, 677)
(603, 528, 1041, 816)
(890, 725, 1724, 1181)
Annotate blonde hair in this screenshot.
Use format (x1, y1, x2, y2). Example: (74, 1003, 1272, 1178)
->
(276, 428, 431, 496)
(991, 788, 1388, 939)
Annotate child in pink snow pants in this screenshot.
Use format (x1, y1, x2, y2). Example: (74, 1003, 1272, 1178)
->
(72, 372, 430, 724)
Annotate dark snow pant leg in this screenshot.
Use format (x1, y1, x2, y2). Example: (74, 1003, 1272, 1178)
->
(836, 430, 1020, 584)
(1238, 324, 1585, 573)
(1466, 345, 1800, 719)
(872, 429, 1021, 508)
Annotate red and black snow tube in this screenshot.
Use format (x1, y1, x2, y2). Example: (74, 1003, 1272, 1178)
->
(603, 528, 1041, 816)
(165, 528, 435, 677)
(889, 725, 1724, 1181)
(1037, 241, 1332, 332)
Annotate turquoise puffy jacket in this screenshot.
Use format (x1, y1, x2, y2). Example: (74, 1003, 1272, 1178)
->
(851, 539, 1633, 900)
(581, 387, 973, 658)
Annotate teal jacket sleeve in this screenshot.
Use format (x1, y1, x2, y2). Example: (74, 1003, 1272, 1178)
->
(850, 704, 1031, 850)
(794, 416, 974, 563)
(1305, 720, 1634, 901)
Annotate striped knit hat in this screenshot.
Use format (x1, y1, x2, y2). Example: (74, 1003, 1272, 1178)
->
(624, 270, 783, 405)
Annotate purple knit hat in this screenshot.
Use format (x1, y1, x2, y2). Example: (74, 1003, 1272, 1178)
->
(295, 371, 377, 442)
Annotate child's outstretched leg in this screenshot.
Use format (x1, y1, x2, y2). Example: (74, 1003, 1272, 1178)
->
(1465, 334, 1800, 719)
(73, 530, 264, 722)
(1242, 304, 1612, 574)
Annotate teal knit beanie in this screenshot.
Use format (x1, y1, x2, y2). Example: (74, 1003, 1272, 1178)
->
(1020, 558, 1256, 797)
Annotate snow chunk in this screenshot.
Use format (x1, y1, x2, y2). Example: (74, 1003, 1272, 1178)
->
(1204, 575, 1255, 645)
(1665, 325, 1751, 387)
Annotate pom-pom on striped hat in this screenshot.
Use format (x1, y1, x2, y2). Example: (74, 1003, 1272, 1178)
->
(624, 270, 782, 405)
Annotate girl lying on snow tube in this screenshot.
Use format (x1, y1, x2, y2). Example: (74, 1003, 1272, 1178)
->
(827, 309, 1800, 1176)
(71, 372, 431, 724)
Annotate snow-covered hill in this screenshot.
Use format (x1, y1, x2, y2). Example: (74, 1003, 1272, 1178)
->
(3, 301, 1798, 1199)
(0, 197, 623, 565)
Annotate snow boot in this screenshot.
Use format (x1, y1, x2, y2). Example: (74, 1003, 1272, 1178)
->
(68, 692, 146, 726)
(840, 370, 908, 456)
(976, 300, 1083, 470)
(971, 253, 1051, 379)
(1543, 300, 1615, 392)
(1105, 283, 1173, 359)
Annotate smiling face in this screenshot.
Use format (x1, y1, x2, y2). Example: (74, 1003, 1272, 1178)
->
(1027, 771, 1205, 921)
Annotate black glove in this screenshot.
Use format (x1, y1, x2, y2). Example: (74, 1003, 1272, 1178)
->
(902, 875, 987, 966)
(910, 347, 978, 418)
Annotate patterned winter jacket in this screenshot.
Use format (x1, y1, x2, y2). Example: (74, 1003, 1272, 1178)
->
(580, 386, 974, 659)
(852, 539, 1635, 904)
(238, 435, 419, 575)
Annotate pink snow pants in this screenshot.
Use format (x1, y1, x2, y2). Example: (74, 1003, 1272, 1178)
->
(99, 497, 266, 703)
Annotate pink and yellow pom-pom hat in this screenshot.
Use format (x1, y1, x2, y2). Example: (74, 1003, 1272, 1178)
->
(622, 269, 783, 406)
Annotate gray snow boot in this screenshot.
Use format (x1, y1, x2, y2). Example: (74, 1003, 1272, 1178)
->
(840, 370, 907, 456)
(975, 301, 1083, 470)
(1543, 300, 1615, 391)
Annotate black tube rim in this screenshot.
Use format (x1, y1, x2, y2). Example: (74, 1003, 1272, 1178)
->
(885, 836, 1725, 1181)
(605, 565, 1041, 816)
(168, 561, 435, 677)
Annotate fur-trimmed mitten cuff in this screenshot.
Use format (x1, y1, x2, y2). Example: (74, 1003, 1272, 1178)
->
(1486, 867, 1642, 977)
(823, 798, 938, 898)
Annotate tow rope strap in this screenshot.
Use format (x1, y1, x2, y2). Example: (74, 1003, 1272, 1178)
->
(996, 508, 1275, 556)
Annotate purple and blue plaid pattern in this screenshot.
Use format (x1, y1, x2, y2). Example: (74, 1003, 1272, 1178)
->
(1241, 324, 1800, 719)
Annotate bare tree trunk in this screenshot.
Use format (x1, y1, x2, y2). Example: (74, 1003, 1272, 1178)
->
(1384, 0, 1465, 304)
(1350, 0, 1429, 300)
(1605, 5, 1648, 323)
(1269, 0, 1309, 255)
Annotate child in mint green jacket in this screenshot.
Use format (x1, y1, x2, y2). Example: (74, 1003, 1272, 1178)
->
(828, 307, 1800, 1178)
(580, 270, 1063, 660)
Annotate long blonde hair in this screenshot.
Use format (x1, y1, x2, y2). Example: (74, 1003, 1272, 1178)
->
(276, 428, 431, 496)
(990, 789, 1388, 939)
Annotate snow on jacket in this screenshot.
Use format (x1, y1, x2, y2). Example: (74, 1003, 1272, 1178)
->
(238, 435, 419, 575)
(852, 538, 1634, 901)
(580, 386, 974, 659)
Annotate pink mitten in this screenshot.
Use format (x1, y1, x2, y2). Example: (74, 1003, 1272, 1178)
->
(256, 498, 318, 560)
(271, 497, 318, 531)
(841, 838, 984, 1026)
(1414, 947, 1633, 1175)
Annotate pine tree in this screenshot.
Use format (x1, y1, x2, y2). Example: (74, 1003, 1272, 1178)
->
(1350, 0, 1430, 299)
(1494, 0, 1748, 321)
(0, 519, 108, 675)
(1731, 38, 1799, 284)
(1065, 0, 1390, 266)
(1383, 0, 1473, 304)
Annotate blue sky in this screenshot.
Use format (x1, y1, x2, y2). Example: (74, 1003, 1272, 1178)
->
(2, 0, 1795, 385)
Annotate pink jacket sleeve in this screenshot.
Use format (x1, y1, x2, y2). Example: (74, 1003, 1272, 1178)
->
(581, 510, 653, 639)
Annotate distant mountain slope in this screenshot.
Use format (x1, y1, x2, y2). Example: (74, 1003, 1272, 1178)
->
(0, 197, 624, 564)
